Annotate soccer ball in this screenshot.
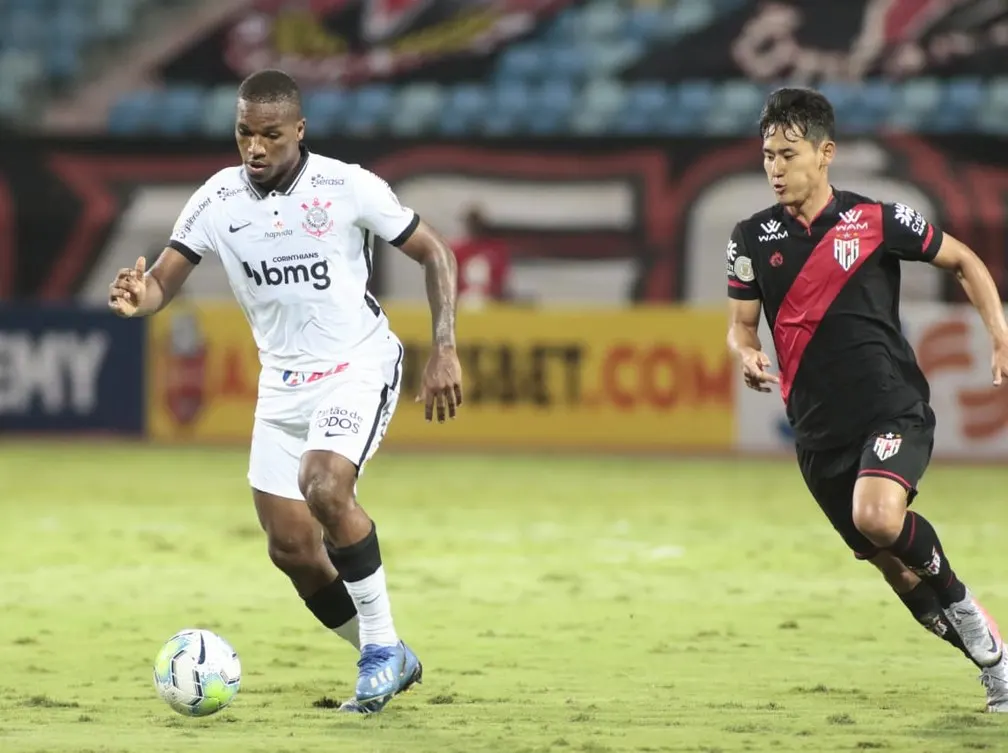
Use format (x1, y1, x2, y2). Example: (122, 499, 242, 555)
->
(153, 628, 241, 717)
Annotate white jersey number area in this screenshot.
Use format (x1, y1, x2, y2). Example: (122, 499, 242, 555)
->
(168, 149, 419, 372)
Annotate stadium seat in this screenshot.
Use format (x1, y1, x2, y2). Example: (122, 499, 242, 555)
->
(0, 80, 23, 118)
(446, 85, 489, 120)
(922, 105, 975, 134)
(526, 110, 568, 136)
(989, 77, 1008, 110)
(665, 0, 715, 35)
(201, 85, 238, 136)
(108, 90, 161, 134)
(43, 42, 82, 83)
(95, 0, 136, 39)
(303, 89, 349, 135)
(532, 79, 577, 118)
(436, 109, 477, 136)
(580, 78, 627, 118)
(542, 8, 578, 43)
(885, 108, 926, 133)
(705, 108, 751, 136)
(611, 110, 654, 135)
(944, 77, 985, 111)
(343, 112, 384, 137)
(625, 7, 664, 43)
(5, 10, 47, 50)
(657, 108, 702, 136)
(676, 80, 714, 117)
(715, 80, 764, 122)
(977, 106, 1008, 135)
(491, 81, 531, 119)
(579, 3, 626, 40)
(815, 81, 857, 120)
(543, 46, 588, 81)
(625, 81, 670, 119)
(898, 77, 941, 115)
(352, 84, 395, 120)
(569, 108, 615, 135)
(157, 86, 206, 135)
(496, 44, 546, 83)
(393, 83, 444, 134)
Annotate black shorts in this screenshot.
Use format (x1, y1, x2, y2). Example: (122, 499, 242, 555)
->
(796, 402, 936, 560)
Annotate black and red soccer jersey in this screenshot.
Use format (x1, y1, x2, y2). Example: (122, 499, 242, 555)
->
(726, 188, 944, 450)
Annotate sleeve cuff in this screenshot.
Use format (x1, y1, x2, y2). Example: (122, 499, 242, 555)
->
(728, 286, 760, 301)
(921, 226, 943, 262)
(388, 213, 420, 247)
(168, 239, 202, 265)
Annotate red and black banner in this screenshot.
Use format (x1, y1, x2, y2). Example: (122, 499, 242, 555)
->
(160, 0, 574, 88)
(628, 0, 1008, 83)
(0, 135, 1006, 302)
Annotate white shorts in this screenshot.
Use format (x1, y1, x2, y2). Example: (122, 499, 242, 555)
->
(247, 338, 404, 501)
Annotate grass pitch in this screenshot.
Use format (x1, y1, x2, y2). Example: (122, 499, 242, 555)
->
(0, 442, 1006, 752)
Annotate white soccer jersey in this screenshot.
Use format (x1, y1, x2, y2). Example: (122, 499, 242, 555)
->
(168, 146, 419, 371)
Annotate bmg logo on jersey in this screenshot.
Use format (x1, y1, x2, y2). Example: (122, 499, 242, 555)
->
(243, 253, 331, 290)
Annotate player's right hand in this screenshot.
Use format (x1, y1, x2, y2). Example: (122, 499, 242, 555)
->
(108, 256, 147, 318)
(739, 347, 780, 393)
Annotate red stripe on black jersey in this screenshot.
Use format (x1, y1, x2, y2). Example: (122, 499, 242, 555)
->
(772, 203, 884, 404)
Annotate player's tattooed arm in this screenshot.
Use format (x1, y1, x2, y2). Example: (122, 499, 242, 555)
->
(397, 220, 464, 421)
(398, 220, 459, 347)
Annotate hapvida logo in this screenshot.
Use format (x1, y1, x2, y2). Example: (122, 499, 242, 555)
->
(242, 257, 331, 290)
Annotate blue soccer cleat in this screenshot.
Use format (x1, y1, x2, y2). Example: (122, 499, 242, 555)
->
(339, 641, 422, 714)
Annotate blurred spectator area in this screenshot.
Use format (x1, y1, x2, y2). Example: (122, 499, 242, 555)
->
(4, 0, 1008, 137)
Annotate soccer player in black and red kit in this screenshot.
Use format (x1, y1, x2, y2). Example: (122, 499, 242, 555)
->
(726, 88, 1008, 711)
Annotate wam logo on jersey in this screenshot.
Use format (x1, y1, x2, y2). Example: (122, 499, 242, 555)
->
(243, 254, 331, 290)
(837, 208, 869, 233)
(758, 220, 787, 242)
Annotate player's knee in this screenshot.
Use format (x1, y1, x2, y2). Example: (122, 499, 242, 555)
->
(851, 491, 905, 546)
(266, 528, 318, 575)
(298, 452, 357, 528)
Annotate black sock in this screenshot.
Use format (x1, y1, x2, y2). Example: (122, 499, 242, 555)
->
(304, 575, 358, 630)
(897, 581, 975, 665)
(888, 512, 966, 608)
(325, 522, 382, 583)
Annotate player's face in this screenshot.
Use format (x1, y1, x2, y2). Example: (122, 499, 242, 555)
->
(235, 99, 305, 186)
(762, 124, 832, 208)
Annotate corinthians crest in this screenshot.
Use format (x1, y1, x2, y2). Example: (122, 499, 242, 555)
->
(301, 197, 334, 238)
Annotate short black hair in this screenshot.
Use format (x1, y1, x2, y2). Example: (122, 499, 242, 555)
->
(237, 69, 302, 112)
(759, 87, 835, 144)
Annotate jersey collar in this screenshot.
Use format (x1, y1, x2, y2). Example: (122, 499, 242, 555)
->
(780, 187, 838, 234)
(242, 144, 310, 199)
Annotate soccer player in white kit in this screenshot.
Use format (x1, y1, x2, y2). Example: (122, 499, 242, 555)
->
(108, 70, 463, 714)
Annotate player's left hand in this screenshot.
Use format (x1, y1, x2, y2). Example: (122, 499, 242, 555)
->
(416, 345, 463, 422)
(991, 338, 1008, 386)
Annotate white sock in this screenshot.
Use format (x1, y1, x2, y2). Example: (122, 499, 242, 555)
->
(342, 566, 398, 647)
(333, 615, 360, 650)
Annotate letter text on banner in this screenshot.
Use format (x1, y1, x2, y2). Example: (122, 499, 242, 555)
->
(384, 305, 733, 451)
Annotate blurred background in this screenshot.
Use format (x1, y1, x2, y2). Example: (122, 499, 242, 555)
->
(1, 0, 1007, 459)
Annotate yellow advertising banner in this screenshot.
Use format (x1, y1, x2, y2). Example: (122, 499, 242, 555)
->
(147, 303, 734, 450)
